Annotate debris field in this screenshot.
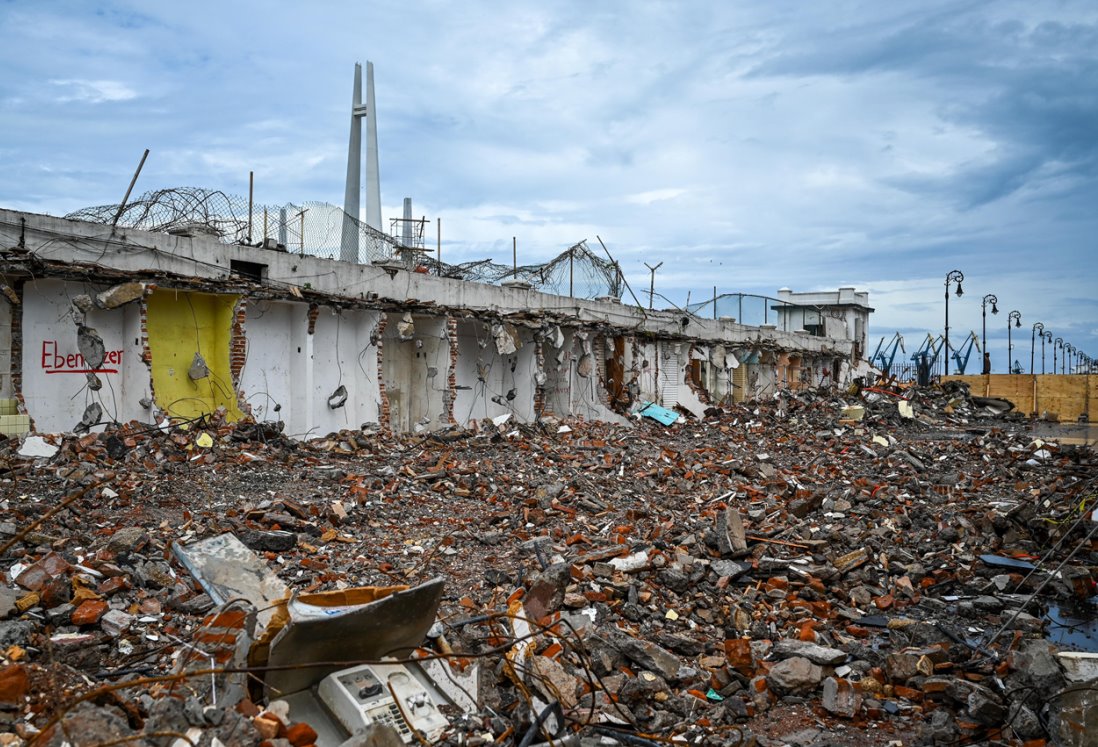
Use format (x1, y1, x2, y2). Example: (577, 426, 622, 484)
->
(1, 382, 1097, 747)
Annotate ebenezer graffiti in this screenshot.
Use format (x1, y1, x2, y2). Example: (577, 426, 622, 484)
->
(40, 340, 123, 374)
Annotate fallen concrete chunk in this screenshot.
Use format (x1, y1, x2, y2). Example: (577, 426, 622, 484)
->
(821, 676, 861, 718)
(18, 435, 58, 459)
(524, 562, 571, 623)
(717, 506, 748, 555)
(711, 559, 752, 580)
(173, 533, 290, 634)
(771, 639, 847, 666)
(767, 656, 823, 694)
(95, 281, 146, 309)
(832, 547, 869, 574)
(610, 634, 683, 681)
(609, 550, 650, 573)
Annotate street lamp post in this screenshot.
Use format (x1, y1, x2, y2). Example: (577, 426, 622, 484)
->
(1065, 343, 1074, 374)
(1031, 322, 1044, 375)
(1053, 338, 1063, 375)
(944, 270, 964, 376)
(1042, 330, 1052, 374)
(1007, 311, 1021, 373)
(981, 294, 998, 374)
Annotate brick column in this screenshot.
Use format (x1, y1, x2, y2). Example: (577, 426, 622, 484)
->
(444, 316, 458, 425)
(534, 340, 547, 418)
(375, 315, 390, 431)
(8, 280, 32, 429)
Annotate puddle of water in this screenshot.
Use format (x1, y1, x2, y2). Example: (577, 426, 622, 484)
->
(1045, 597, 1098, 652)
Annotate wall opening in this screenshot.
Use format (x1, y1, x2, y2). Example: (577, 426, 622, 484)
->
(230, 259, 268, 282)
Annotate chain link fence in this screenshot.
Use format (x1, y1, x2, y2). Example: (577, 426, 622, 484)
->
(65, 189, 624, 299)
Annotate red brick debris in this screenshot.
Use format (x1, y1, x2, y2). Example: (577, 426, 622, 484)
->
(0, 379, 1095, 746)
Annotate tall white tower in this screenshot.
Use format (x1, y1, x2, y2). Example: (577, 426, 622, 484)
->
(340, 61, 382, 264)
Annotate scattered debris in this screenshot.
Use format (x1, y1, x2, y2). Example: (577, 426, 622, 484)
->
(0, 382, 1095, 746)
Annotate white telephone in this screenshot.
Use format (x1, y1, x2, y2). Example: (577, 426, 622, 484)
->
(317, 662, 449, 744)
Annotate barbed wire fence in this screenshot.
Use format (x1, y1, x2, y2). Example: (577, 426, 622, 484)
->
(65, 187, 623, 299)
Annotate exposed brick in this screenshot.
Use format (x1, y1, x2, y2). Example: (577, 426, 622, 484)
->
(375, 315, 390, 431)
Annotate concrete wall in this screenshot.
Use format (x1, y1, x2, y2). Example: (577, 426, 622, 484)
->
(453, 320, 536, 426)
(0, 209, 870, 436)
(238, 303, 381, 438)
(21, 279, 150, 433)
(237, 301, 305, 429)
(381, 314, 450, 433)
(0, 209, 853, 360)
(539, 329, 624, 422)
(308, 307, 381, 437)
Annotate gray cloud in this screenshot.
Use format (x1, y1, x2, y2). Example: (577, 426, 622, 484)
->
(1, 0, 1096, 360)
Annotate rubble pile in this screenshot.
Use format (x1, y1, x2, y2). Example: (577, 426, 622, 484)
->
(1, 384, 1097, 746)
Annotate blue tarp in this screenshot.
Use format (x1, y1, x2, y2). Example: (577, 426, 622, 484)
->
(636, 401, 680, 426)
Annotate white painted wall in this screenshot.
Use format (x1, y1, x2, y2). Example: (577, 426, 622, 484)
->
(704, 345, 736, 407)
(453, 321, 536, 426)
(382, 314, 450, 432)
(309, 307, 381, 437)
(238, 301, 306, 433)
(21, 279, 151, 432)
(540, 330, 624, 423)
(3, 210, 855, 365)
(628, 340, 660, 405)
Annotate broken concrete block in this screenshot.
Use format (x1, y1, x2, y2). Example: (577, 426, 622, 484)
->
(821, 676, 861, 718)
(766, 656, 823, 694)
(18, 435, 58, 459)
(239, 530, 297, 553)
(717, 506, 748, 555)
(610, 635, 683, 680)
(188, 352, 209, 380)
(966, 685, 1006, 725)
(107, 527, 148, 555)
(0, 588, 18, 620)
(832, 547, 869, 574)
(524, 562, 571, 623)
(530, 655, 580, 709)
(77, 325, 106, 369)
(100, 609, 134, 637)
(76, 402, 103, 433)
(95, 282, 145, 309)
(397, 313, 415, 340)
(492, 323, 520, 355)
(71, 294, 93, 314)
(771, 640, 847, 666)
(1011, 639, 1065, 693)
(711, 559, 751, 580)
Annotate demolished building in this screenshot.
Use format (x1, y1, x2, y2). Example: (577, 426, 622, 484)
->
(0, 207, 870, 438)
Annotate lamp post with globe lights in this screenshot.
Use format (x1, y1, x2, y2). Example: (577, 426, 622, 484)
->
(1031, 322, 1044, 375)
(1007, 311, 1022, 373)
(944, 270, 964, 376)
(981, 294, 998, 373)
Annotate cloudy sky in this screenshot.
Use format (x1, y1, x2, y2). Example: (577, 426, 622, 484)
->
(2, 1, 1096, 371)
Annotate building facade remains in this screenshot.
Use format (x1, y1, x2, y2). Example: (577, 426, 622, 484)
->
(0, 208, 870, 438)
